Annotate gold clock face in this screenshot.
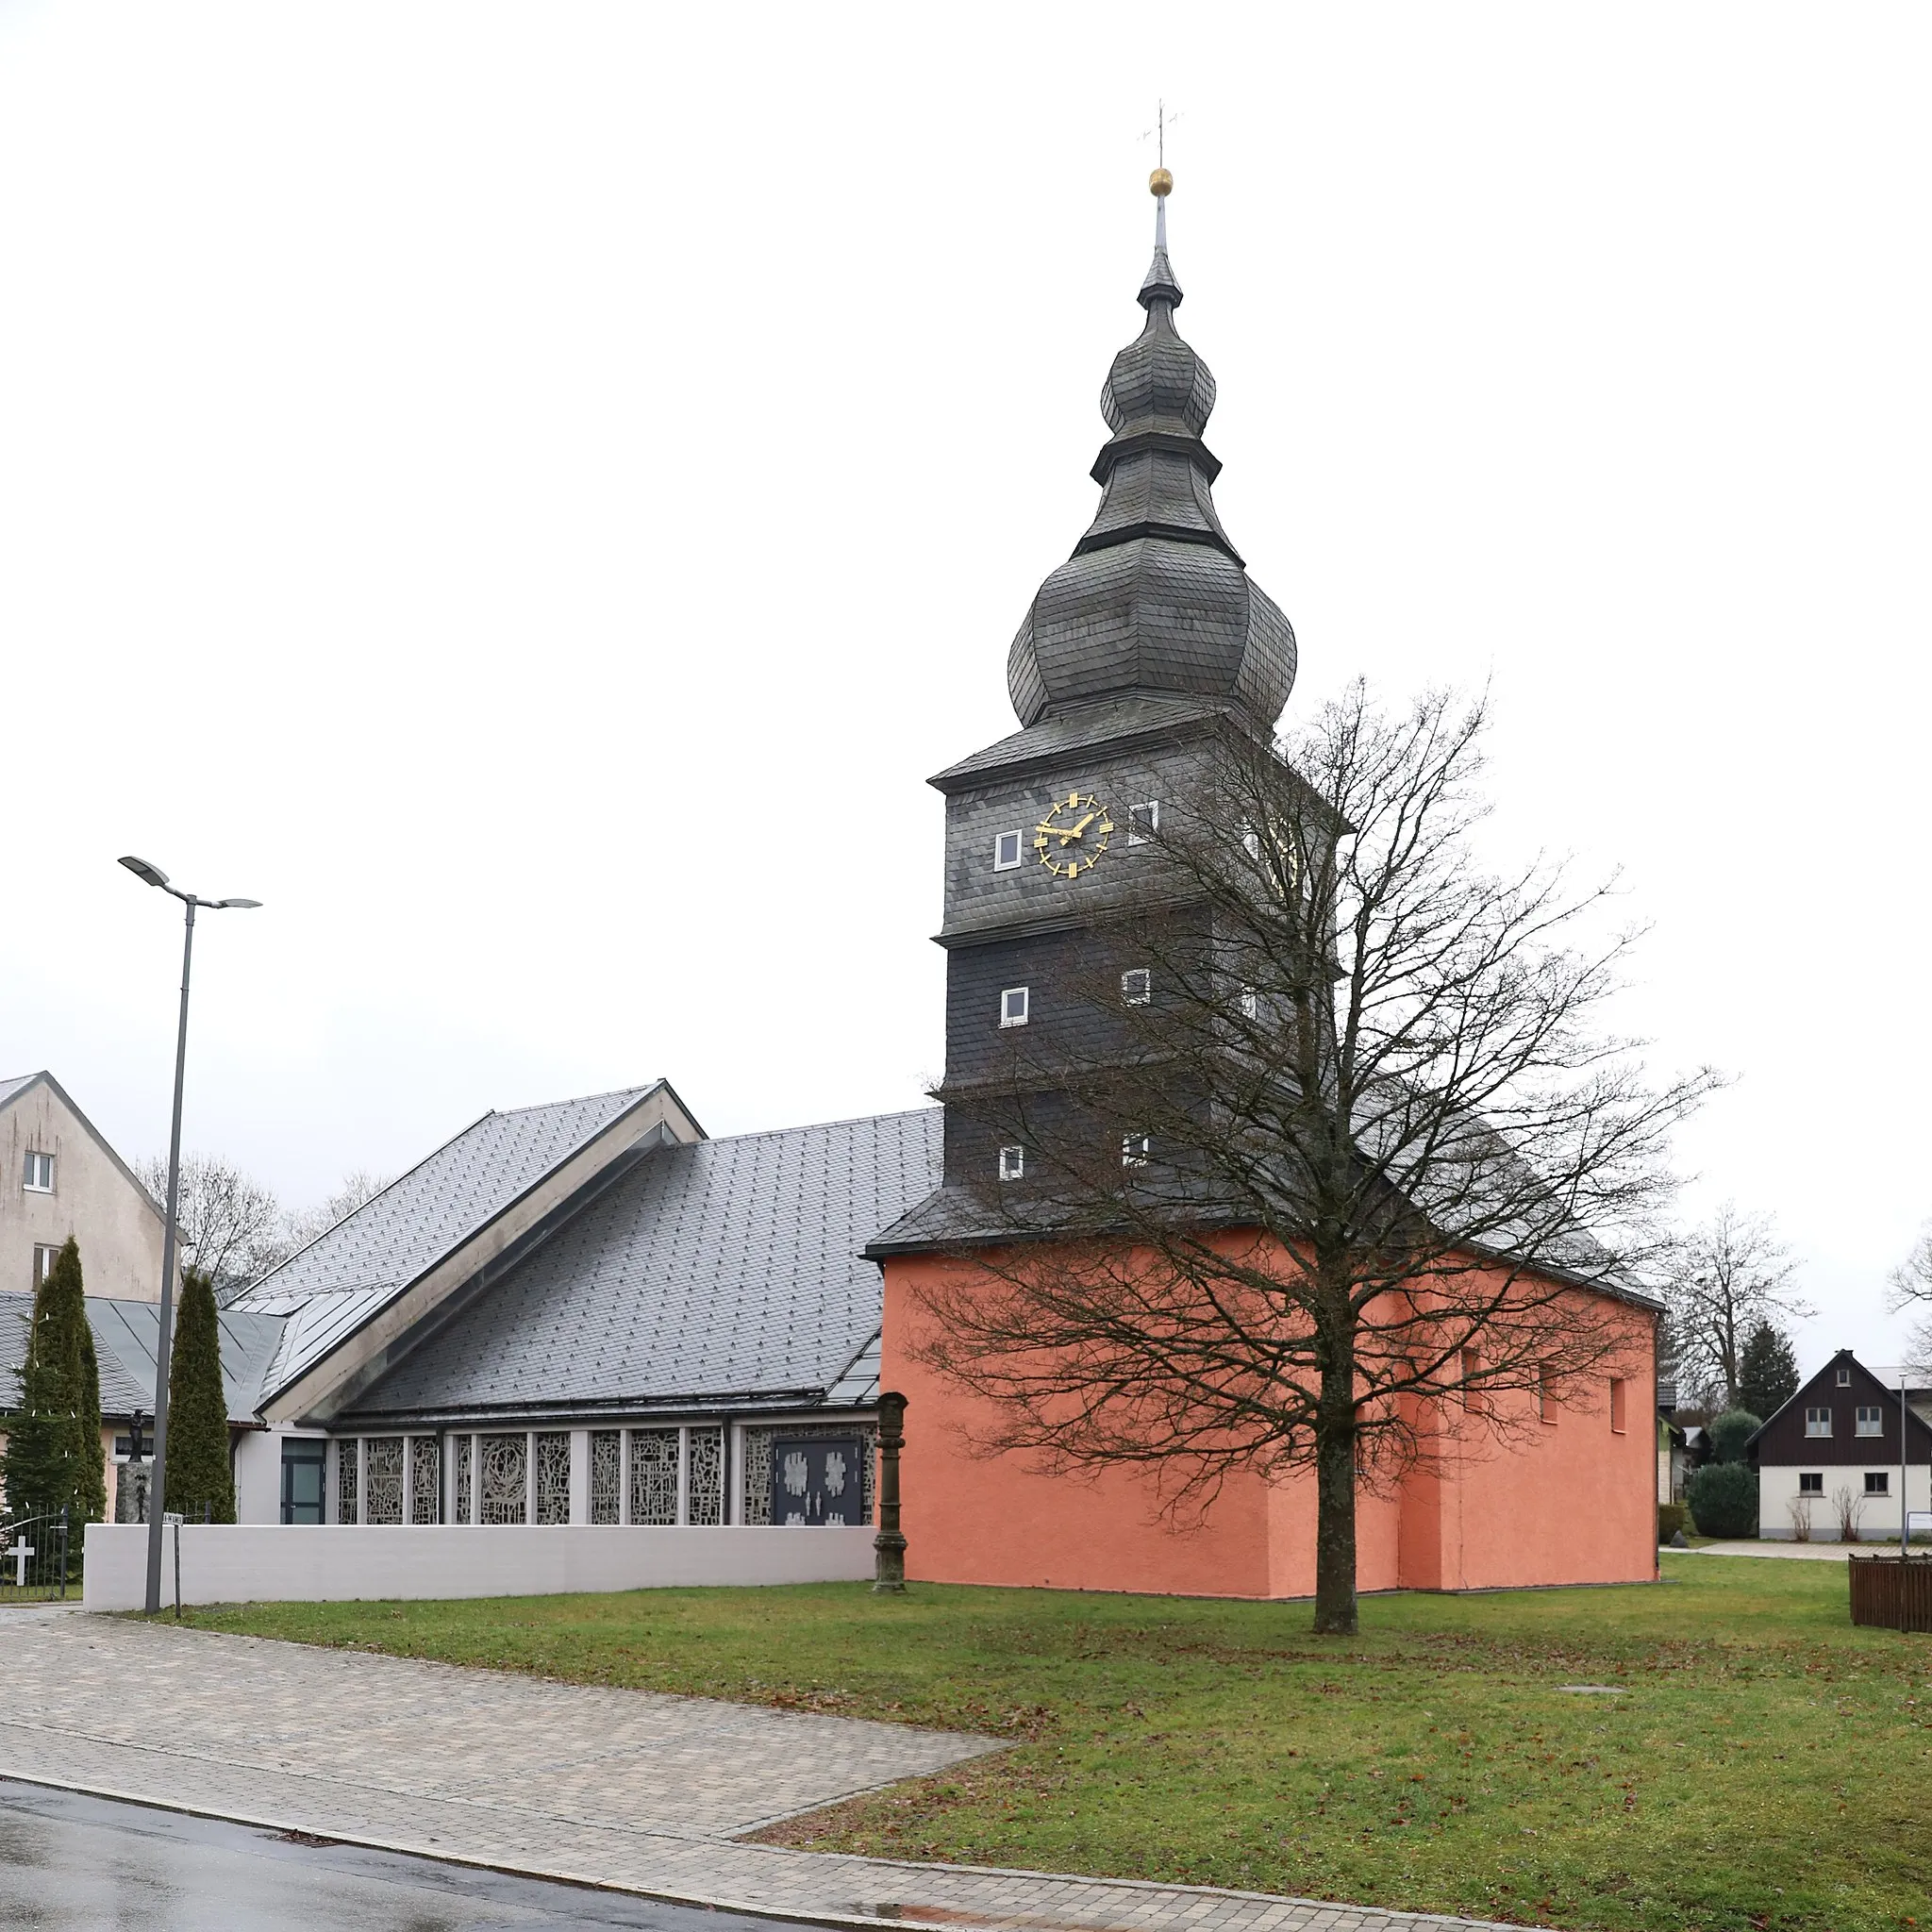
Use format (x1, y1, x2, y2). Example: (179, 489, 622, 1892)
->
(1034, 790, 1113, 878)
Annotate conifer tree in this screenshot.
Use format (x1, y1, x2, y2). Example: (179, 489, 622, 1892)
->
(1737, 1321, 1801, 1421)
(0, 1239, 102, 1523)
(163, 1268, 235, 1523)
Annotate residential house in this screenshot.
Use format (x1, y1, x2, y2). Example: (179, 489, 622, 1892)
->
(1748, 1349, 1932, 1541)
(2, 1072, 167, 1302)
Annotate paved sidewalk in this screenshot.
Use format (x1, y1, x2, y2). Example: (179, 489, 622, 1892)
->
(0, 1610, 1506, 1932)
(1685, 1540, 1855, 1561)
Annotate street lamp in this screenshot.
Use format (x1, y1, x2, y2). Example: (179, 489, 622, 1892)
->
(119, 855, 260, 1615)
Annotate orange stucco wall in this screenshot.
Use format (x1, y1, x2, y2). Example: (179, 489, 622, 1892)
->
(882, 1249, 1657, 1599)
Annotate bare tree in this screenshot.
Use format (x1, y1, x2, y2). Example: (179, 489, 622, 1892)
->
(282, 1171, 391, 1254)
(1888, 1224, 1932, 1377)
(1660, 1204, 1810, 1412)
(911, 683, 1717, 1635)
(136, 1153, 286, 1290)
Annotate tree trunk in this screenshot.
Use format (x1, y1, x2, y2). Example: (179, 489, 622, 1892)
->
(1311, 1370, 1359, 1636)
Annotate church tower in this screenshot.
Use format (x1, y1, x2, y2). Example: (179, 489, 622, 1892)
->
(894, 173, 1299, 1235)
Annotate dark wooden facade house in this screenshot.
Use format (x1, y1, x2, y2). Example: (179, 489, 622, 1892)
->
(1748, 1349, 1932, 1541)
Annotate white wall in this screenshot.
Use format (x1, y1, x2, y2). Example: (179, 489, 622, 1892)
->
(82, 1522, 876, 1609)
(232, 1425, 327, 1524)
(1759, 1462, 1932, 1541)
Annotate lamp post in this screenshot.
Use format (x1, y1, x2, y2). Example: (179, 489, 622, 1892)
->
(119, 856, 260, 1615)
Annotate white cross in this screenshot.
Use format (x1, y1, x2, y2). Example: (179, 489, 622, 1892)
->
(8, 1539, 33, 1588)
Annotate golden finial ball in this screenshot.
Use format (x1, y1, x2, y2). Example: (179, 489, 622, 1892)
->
(1149, 167, 1173, 198)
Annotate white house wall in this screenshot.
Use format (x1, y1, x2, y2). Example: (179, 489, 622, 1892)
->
(81, 1522, 876, 1609)
(1759, 1461, 1932, 1541)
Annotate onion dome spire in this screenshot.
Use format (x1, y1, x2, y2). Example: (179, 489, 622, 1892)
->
(1006, 171, 1297, 733)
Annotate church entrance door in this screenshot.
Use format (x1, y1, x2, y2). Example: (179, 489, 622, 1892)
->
(770, 1438, 863, 1526)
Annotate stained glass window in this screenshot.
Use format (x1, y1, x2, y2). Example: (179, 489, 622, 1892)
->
(454, 1434, 473, 1524)
(590, 1431, 622, 1524)
(628, 1428, 678, 1525)
(336, 1440, 358, 1524)
(410, 1436, 441, 1524)
(534, 1432, 571, 1525)
(480, 1433, 527, 1524)
(364, 1438, 405, 1524)
(687, 1426, 724, 1526)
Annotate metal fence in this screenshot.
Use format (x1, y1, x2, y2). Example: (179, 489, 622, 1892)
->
(1848, 1554, 1932, 1633)
(0, 1507, 72, 1603)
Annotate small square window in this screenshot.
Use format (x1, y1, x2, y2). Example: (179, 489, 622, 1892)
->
(1836, 1367, 1852, 1387)
(1865, 1471, 1890, 1496)
(1000, 986, 1029, 1027)
(22, 1151, 54, 1192)
(1609, 1377, 1627, 1434)
(1856, 1405, 1883, 1438)
(1122, 1132, 1150, 1168)
(993, 830, 1023, 871)
(997, 1144, 1024, 1182)
(1798, 1472, 1823, 1495)
(1121, 968, 1151, 1006)
(1127, 801, 1159, 846)
(1805, 1407, 1832, 1438)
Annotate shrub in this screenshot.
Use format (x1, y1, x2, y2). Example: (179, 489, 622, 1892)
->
(1657, 1502, 1688, 1542)
(1707, 1408, 1762, 1465)
(1688, 1460, 1757, 1539)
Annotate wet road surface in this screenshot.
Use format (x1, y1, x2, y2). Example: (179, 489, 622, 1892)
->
(0, 1779, 810, 1931)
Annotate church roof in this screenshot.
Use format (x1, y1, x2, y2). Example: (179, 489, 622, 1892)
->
(231, 1083, 691, 1405)
(339, 1108, 942, 1423)
(1004, 185, 1297, 736)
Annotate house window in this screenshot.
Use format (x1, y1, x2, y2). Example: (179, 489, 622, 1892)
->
(1000, 986, 1029, 1027)
(1122, 1132, 1150, 1168)
(1121, 968, 1152, 1006)
(1836, 1368, 1852, 1387)
(1856, 1406, 1883, 1438)
(1609, 1377, 1627, 1434)
(1798, 1472, 1824, 1495)
(32, 1243, 58, 1289)
(994, 830, 1024, 871)
(22, 1151, 53, 1192)
(1538, 1365, 1555, 1424)
(1805, 1407, 1832, 1438)
(998, 1144, 1024, 1182)
(1127, 801, 1159, 845)
(1865, 1471, 1890, 1496)
(1239, 986, 1258, 1021)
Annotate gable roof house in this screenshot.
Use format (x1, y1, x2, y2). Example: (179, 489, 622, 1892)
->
(1749, 1349, 1932, 1541)
(217, 1082, 941, 1527)
(2, 1072, 169, 1303)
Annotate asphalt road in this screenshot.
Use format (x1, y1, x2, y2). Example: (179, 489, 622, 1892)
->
(0, 1779, 811, 1931)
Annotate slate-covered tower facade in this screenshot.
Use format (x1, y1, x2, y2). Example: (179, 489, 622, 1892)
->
(923, 177, 1299, 1204)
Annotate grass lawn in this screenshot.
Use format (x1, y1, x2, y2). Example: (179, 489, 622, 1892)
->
(179, 1556, 1929, 1932)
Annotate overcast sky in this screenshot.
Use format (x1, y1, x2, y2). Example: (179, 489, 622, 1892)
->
(3, 4, 1926, 1377)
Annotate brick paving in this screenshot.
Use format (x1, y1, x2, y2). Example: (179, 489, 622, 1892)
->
(0, 1609, 1506, 1932)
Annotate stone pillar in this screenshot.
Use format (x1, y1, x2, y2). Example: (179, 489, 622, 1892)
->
(873, 1391, 908, 1593)
(568, 1429, 591, 1524)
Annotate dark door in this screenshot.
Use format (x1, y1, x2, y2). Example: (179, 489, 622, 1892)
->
(281, 1439, 326, 1524)
(770, 1438, 863, 1526)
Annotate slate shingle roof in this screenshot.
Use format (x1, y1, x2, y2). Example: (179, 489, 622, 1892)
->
(230, 1085, 664, 1401)
(345, 1108, 942, 1420)
(0, 1073, 39, 1111)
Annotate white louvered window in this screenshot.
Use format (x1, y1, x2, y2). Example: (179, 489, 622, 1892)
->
(998, 1144, 1024, 1182)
